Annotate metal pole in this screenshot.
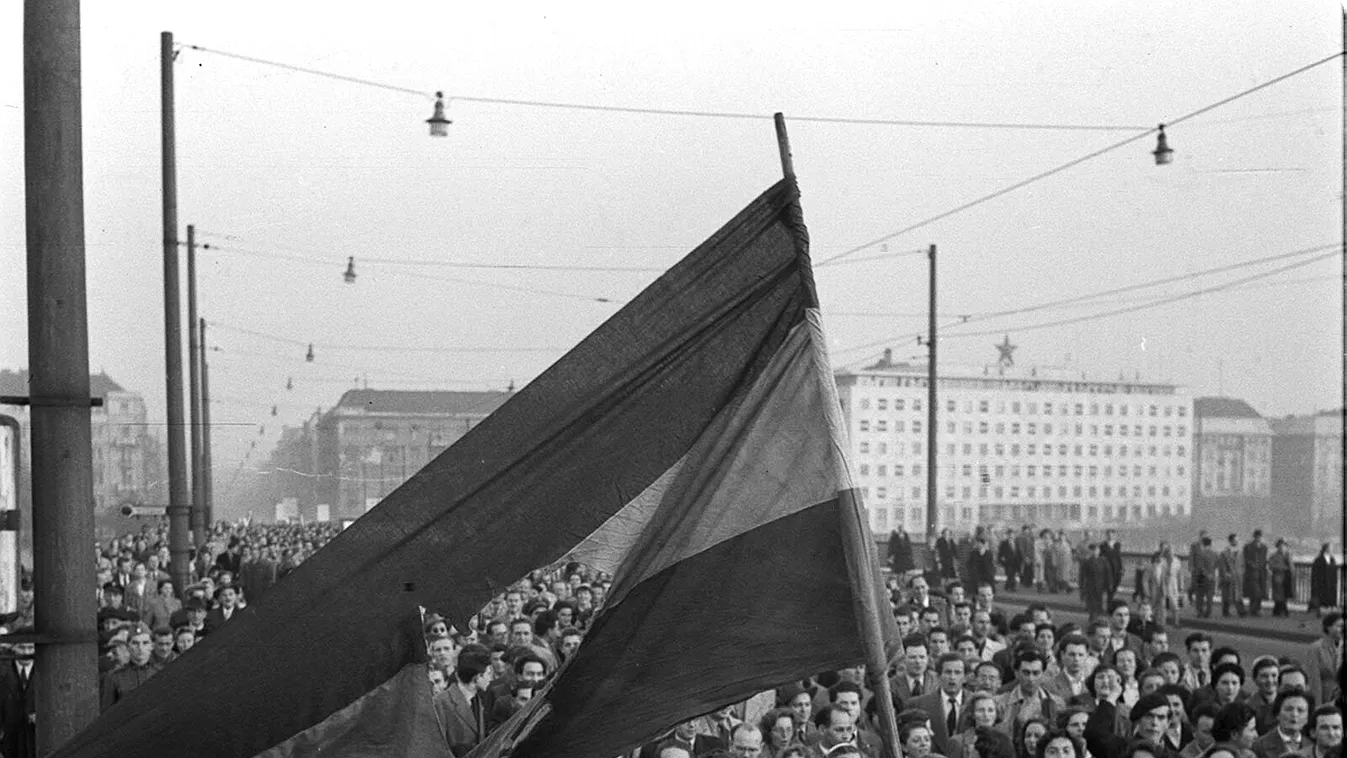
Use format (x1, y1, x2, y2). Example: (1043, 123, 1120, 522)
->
(201, 318, 215, 534)
(926, 244, 938, 538)
(161, 31, 192, 598)
(24, 0, 100, 747)
(187, 224, 205, 549)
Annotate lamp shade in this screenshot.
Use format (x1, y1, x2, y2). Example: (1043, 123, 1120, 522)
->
(1152, 124, 1173, 165)
(427, 91, 452, 137)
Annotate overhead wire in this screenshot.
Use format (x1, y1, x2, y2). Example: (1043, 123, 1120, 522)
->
(207, 322, 567, 354)
(817, 51, 1345, 266)
(179, 43, 1149, 132)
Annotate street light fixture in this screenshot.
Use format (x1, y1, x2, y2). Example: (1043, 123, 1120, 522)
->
(305, 343, 315, 362)
(1152, 124, 1173, 165)
(427, 91, 452, 137)
(343, 256, 357, 284)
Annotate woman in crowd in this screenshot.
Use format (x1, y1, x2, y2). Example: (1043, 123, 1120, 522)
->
(1036, 730, 1085, 758)
(1018, 718, 1051, 758)
(903, 721, 944, 758)
(1114, 648, 1142, 711)
(759, 708, 802, 758)
(949, 692, 1001, 758)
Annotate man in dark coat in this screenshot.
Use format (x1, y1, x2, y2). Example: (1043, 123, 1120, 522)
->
(1099, 530, 1124, 602)
(1079, 543, 1113, 619)
(1243, 530, 1270, 617)
(1308, 543, 1339, 615)
(0, 633, 37, 758)
(1016, 526, 1037, 589)
(889, 529, 915, 575)
(967, 538, 997, 593)
(998, 529, 1021, 592)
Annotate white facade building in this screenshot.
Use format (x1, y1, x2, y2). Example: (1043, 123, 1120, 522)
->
(835, 352, 1193, 535)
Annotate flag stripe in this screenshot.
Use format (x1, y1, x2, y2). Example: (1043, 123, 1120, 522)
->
(254, 663, 450, 758)
(54, 179, 815, 758)
(493, 497, 868, 758)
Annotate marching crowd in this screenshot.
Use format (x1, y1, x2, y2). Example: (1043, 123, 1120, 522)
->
(0, 519, 1339, 758)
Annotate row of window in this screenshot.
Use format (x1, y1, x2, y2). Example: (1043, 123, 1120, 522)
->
(857, 417, 1187, 439)
(857, 440, 1188, 460)
(862, 482, 1187, 501)
(857, 396, 1188, 419)
(858, 462, 1187, 480)
(868, 501, 1188, 530)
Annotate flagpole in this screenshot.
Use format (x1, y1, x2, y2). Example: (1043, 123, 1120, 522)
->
(774, 112, 903, 758)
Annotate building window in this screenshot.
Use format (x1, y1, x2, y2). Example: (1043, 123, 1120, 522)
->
(963, 443, 972, 454)
(1027, 423, 1037, 434)
(947, 422, 956, 434)
(877, 420, 888, 432)
(859, 420, 870, 432)
(913, 399, 923, 411)
(947, 400, 957, 412)
(913, 442, 922, 454)
(1011, 444, 1021, 456)
(860, 464, 871, 476)
(895, 399, 905, 411)
(895, 421, 906, 432)
(859, 442, 870, 454)
(996, 423, 1006, 434)
(913, 464, 922, 476)
(877, 465, 887, 476)
(912, 487, 922, 499)
(979, 400, 990, 413)
(912, 421, 922, 433)
(876, 487, 887, 500)
(978, 422, 989, 434)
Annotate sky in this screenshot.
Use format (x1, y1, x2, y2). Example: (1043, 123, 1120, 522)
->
(2, 1, 1342, 512)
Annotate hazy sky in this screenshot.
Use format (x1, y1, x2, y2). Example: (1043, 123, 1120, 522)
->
(2, 1, 1342, 499)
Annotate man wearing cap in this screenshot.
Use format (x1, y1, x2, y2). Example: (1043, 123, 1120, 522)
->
(170, 596, 208, 637)
(100, 623, 162, 711)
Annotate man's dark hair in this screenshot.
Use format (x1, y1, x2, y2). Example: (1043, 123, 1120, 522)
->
(1059, 633, 1089, 654)
(974, 726, 1016, 758)
(1107, 599, 1129, 614)
(902, 633, 928, 651)
(975, 660, 1003, 678)
(1085, 665, 1121, 699)
(1211, 702, 1257, 742)
(1035, 731, 1084, 758)
(1312, 705, 1343, 730)
(1324, 613, 1343, 634)
(1151, 651, 1183, 670)
(953, 634, 977, 649)
(156, 578, 174, 593)
(936, 652, 966, 674)
(1184, 632, 1213, 650)
(1015, 649, 1046, 671)
(1212, 662, 1244, 685)
(1211, 646, 1240, 666)
(1085, 619, 1109, 636)
(1191, 703, 1220, 722)
(454, 648, 491, 684)
(1271, 689, 1314, 718)
(945, 580, 965, 593)
(952, 601, 972, 613)
(1035, 623, 1056, 638)
(1144, 626, 1168, 644)
(830, 681, 863, 703)
(533, 609, 559, 637)
(512, 652, 546, 676)
(1159, 683, 1193, 706)
(509, 617, 532, 631)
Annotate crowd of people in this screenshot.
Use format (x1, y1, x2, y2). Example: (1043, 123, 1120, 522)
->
(0, 518, 1340, 758)
(886, 527, 1343, 625)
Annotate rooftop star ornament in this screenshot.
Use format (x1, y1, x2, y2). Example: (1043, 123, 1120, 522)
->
(995, 335, 1017, 369)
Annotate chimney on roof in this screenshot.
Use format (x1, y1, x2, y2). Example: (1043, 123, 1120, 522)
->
(882, 348, 893, 367)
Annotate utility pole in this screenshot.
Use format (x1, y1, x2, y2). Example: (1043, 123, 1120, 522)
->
(161, 31, 192, 597)
(201, 318, 215, 533)
(24, 0, 100, 747)
(925, 244, 939, 538)
(187, 224, 205, 549)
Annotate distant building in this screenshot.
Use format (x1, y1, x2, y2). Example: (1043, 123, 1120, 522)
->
(0, 369, 165, 557)
(835, 348, 1193, 536)
(1190, 397, 1273, 536)
(267, 389, 513, 521)
(1270, 410, 1343, 535)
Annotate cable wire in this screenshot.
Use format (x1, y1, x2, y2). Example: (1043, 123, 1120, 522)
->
(818, 51, 1346, 266)
(201, 239, 664, 273)
(207, 322, 567, 354)
(179, 43, 1150, 132)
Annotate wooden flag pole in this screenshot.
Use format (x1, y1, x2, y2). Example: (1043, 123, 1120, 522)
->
(773, 111, 903, 758)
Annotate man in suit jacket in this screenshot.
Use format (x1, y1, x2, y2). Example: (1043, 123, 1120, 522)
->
(202, 585, 241, 636)
(890, 634, 940, 711)
(906, 575, 949, 629)
(433, 647, 494, 756)
(907, 653, 969, 757)
(0, 636, 36, 758)
(1044, 635, 1092, 702)
(1099, 600, 1144, 666)
(1250, 690, 1313, 758)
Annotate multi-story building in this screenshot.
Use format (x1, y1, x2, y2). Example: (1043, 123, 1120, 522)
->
(1270, 410, 1343, 535)
(269, 389, 513, 521)
(1190, 397, 1273, 536)
(834, 349, 1193, 536)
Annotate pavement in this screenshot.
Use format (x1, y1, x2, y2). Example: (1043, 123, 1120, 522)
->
(993, 586, 1326, 644)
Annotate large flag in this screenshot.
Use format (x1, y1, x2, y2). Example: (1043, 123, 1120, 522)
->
(53, 177, 898, 758)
